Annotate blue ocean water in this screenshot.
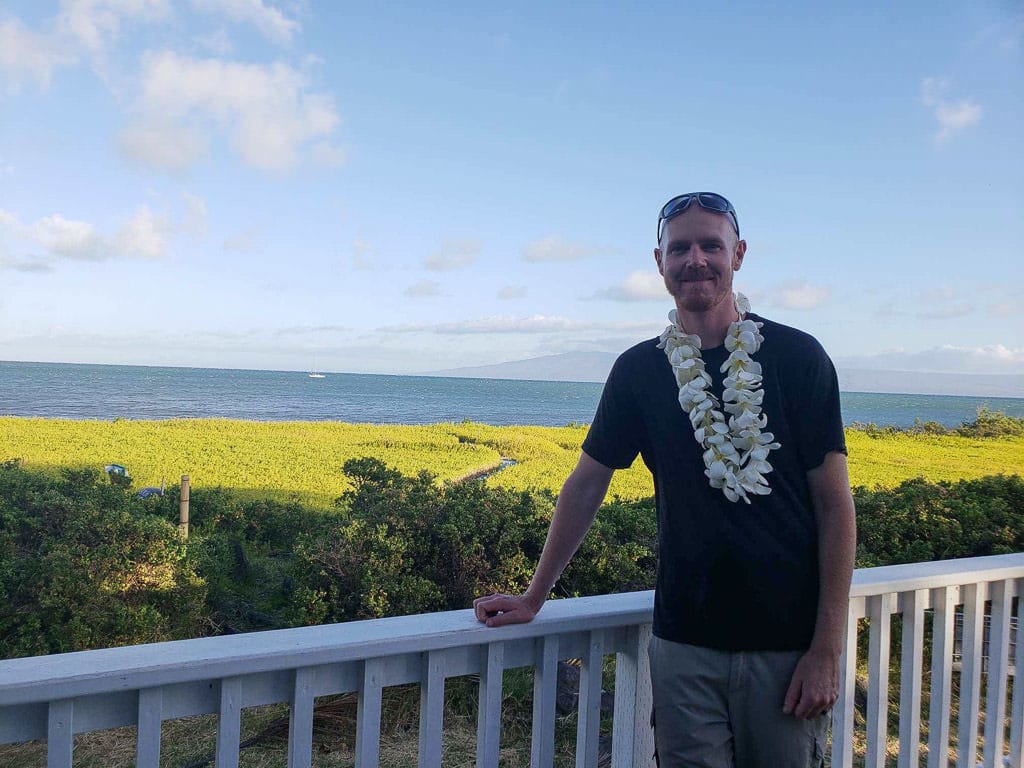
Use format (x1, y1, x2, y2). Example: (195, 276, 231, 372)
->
(1, 360, 1022, 428)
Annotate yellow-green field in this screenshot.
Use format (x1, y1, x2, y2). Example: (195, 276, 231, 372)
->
(1, 417, 1021, 507)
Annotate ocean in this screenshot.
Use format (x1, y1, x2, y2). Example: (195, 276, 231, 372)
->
(1, 360, 1022, 428)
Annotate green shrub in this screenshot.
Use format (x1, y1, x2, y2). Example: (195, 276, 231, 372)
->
(0, 463, 206, 658)
(853, 474, 1024, 567)
(288, 457, 549, 624)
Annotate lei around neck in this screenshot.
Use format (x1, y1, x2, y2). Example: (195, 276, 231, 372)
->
(657, 293, 781, 503)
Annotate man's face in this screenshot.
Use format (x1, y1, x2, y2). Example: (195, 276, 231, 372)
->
(654, 206, 746, 314)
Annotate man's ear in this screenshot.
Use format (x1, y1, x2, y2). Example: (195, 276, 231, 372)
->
(732, 240, 747, 271)
(654, 248, 664, 275)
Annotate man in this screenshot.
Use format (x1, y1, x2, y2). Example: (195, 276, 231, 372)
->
(474, 193, 856, 768)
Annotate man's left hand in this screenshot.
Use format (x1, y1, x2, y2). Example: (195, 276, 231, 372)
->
(782, 648, 839, 719)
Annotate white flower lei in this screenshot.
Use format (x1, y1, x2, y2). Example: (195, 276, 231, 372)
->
(657, 292, 781, 504)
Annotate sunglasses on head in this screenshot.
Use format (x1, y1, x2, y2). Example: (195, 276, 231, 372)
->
(657, 193, 740, 242)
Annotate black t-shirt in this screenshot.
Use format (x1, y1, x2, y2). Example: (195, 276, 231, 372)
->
(582, 314, 847, 651)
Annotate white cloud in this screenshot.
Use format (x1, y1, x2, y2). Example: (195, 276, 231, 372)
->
(116, 205, 169, 258)
(768, 281, 831, 310)
(920, 77, 982, 144)
(839, 345, 1024, 375)
(180, 191, 208, 236)
(595, 270, 666, 302)
(0, 17, 76, 91)
(385, 315, 656, 335)
(405, 279, 442, 298)
(0, 255, 55, 273)
(522, 235, 604, 262)
(497, 285, 527, 300)
(424, 240, 481, 271)
(119, 121, 208, 171)
(190, 0, 300, 45)
(309, 141, 346, 168)
(1, 1, 169, 92)
(1, 205, 169, 268)
(920, 303, 974, 320)
(223, 228, 262, 252)
(34, 213, 105, 260)
(57, 0, 171, 53)
(990, 299, 1024, 318)
(349, 238, 375, 269)
(122, 51, 341, 171)
(920, 285, 955, 302)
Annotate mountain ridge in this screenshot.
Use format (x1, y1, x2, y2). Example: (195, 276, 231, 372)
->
(423, 352, 1024, 398)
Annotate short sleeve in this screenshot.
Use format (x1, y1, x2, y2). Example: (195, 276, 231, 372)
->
(790, 339, 847, 471)
(582, 353, 643, 470)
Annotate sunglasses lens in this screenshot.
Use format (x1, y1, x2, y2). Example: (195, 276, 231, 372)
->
(660, 195, 693, 220)
(696, 193, 732, 213)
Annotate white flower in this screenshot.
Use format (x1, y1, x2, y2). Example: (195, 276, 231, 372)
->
(660, 292, 781, 503)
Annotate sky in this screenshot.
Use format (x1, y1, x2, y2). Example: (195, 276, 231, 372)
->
(1, 1, 1022, 378)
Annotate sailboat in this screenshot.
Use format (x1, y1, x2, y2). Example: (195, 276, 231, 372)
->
(308, 356, 326, 378)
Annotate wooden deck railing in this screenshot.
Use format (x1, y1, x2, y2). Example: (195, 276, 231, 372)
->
(1, 553, 1022, 768)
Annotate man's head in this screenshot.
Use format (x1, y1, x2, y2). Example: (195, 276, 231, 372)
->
(654, 192, 746, 316)
(656, 193, 739, 245)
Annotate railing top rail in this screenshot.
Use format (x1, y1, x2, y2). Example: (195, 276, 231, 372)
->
(849, 552, 1024, 597)
(2, 553, 1022, 707)
(0, 590, 655, 705)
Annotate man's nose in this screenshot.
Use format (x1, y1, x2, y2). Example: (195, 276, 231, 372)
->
(682, 246, 707, 265)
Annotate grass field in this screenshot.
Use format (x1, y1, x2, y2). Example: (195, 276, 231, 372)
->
(2, 416, 1021, 508)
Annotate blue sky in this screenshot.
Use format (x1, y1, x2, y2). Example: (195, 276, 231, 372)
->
(1, 1, 1022, 377)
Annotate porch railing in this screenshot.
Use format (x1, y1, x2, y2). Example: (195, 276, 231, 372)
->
(1, 553, 1022, 768)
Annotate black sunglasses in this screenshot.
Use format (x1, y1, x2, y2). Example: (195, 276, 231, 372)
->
(657, 193, 740, 242)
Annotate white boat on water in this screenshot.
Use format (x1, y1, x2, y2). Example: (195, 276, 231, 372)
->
(308, 371, 325, 378)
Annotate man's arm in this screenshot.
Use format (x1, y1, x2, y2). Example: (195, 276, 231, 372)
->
(783, 450, 857, 719)
(473, 451, 614, 627)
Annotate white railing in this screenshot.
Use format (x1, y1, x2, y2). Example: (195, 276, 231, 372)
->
(1, 553, 1022, 768)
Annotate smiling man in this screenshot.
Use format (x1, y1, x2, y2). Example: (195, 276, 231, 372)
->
(475, 193, 856, 768)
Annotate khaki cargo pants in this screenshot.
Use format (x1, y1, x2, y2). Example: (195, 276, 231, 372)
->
(649, 636, 829, 768)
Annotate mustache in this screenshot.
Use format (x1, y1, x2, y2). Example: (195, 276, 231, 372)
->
(677, 268, 718, 281)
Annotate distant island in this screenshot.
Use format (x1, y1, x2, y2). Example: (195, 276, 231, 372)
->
(424, 351, 1024, 398)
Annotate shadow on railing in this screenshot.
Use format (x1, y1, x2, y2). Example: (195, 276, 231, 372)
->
(1, 553, 1022, 768)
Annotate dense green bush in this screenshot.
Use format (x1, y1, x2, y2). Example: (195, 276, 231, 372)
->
(1, 453, 1021, 660)
(853, 474, 1024, 567)
(287, 457, 550, 624)
(0, 461, 206, 658)
(849, 407, 1024, 439)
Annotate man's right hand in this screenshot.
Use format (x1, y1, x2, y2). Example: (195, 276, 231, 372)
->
(473, 593, 541, 627)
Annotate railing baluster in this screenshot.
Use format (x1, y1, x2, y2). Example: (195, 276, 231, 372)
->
(982, 579, 1012, 768)
(356, 657, 385, 768)
(136, 687, 163, 768)
(611, 622, 654, 768)
(46, 699, 73, 768)
(288, 667, 316, 768)
(216, 676, 243, 768)
(418, 650, 446, 768)
(1009, 578, 1024, 768)
(898, 589, 927, 768)
(832, 601, 859, 768)
(576, 630, 604, 768)
(867, 592, 896, 768)
(928, 585, 957, 768)
(610, 626, 637, 768)
(531, 635, 559, 768)
(957, 582, 988, 768)
(475, 642, 504, 768)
